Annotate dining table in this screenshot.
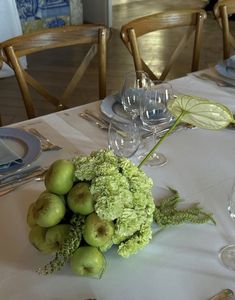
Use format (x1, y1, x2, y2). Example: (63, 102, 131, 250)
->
(0, 69, 235, 300)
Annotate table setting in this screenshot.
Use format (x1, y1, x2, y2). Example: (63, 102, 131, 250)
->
(1, 66, 235, 300)
(187, 55, 235, 98)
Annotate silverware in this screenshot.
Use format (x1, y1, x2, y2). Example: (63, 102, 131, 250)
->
(194, 73, 235, 88)
(81, 110, 194, 139)
(80, 112, 108, 130)
(208, 289, 234, 300)
(0, 165, 41, 185)
(0, 167, 46, 188)
(84, 110, 109, 127)
(0, 169, 46, 197)
(27, 128, 62, 151)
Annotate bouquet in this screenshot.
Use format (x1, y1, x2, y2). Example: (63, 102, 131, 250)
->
(27, 95, 235, 278)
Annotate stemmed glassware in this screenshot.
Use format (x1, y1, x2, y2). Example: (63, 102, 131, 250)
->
(121, 71, 150, 119)
(218, 178, 235, 270)
(108, 117, 140, 158)
(139, 81, 174, 166)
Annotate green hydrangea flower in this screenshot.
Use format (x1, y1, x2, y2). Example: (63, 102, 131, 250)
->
(73, 149, 156, 257)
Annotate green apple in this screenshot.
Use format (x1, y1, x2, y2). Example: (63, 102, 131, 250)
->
(67, 182, 94, 215)
(28, 225, 54, 254)
(83, 213, 114, 248)
(33, 191, 66, 227)
(45, 159, 75, 195)
(45, 224, 71, 251)
(27, 202, 37, 227)
(70, 246, 106, 278)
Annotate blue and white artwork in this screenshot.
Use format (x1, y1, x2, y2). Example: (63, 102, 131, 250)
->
(15, 0, 70, 29)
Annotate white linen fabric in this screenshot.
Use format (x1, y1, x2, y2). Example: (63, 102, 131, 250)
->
(0, 0, 26, 78)
(174, 73, 235, 111)
(0, 75, 235, 300)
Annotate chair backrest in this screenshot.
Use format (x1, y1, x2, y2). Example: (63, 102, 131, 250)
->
(213, 0, 235, 59)
(120, 9, 207, 81)
(0, 24, 109, 119)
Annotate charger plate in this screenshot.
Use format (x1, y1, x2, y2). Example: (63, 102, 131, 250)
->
(215, 60, 235, 80)
(100, 93, 129, 122)
(100, 94, 174, 132)
(0, 127, 41, 174)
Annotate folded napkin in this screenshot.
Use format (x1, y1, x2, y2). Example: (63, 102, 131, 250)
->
(215, 55, 235, 79)
(0, 138, 24, 171)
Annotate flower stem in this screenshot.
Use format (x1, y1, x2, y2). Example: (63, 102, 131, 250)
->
(138, 112, 185, 168)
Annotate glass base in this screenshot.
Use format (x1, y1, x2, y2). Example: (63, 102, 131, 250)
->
(138, 152, 168, 167)
(218, 244, 235, 270)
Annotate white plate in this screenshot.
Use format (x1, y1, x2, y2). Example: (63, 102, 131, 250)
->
(0, 127, 41, 174)
(100, 94, 151, 131)
(100, 93, 130, 122)
(215, 60, 235, 80)
(100, 94, 154, 130)
(100, 94, 175, 132)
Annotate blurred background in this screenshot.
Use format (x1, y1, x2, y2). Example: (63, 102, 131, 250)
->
(0, 0, 233, 125)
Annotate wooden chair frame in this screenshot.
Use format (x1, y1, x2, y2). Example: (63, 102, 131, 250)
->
(0, 24, 109, 119)
(120, 9, 207, 81)
(213, 0, 235, 59)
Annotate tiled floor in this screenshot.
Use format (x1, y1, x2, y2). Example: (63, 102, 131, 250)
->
(0, 0, 233, 125)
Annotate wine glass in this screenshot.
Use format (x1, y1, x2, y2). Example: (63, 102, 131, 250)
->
(139, 82, 173, 166)
(218, 178, 235, 270)
(121, 71, 150, 119)
(108, 117, 140, 158)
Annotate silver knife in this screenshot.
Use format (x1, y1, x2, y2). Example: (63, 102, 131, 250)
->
(195, 73, 235, 88)
(0, 165, 41, 185)
(80, 112, 108, 130)
(84, 110, 109, 127)
(0, 170, 46, 197)
(0, 167, 46, 188)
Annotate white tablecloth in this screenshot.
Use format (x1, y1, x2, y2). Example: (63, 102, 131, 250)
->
(0, 0, 26, 78)
(0, 74, 235, 300)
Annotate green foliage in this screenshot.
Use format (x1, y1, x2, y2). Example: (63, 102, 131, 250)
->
(153, 188, 216, 228)
(38, 215, 84, 275)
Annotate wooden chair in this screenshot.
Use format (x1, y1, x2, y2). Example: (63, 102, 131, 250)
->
(120, 9, 207, 81)
(213, 0, 235, 59)
(0, 24, 109, 119)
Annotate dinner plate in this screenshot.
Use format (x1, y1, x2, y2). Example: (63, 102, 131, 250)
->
(100, 94, 151, 131)
(0, 127, 41, 174)
(100, 93, 130, 122)
(215, 60, 235, 80)
(100, 94, 175, 131)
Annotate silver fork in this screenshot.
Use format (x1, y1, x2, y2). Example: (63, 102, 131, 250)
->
(27, 128, 62, 151)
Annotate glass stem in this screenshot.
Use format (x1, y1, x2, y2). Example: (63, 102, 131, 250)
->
(138, 112, 185, 168)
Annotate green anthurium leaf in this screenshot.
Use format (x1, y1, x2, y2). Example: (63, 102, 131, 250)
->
(168, 94, 235, 130)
